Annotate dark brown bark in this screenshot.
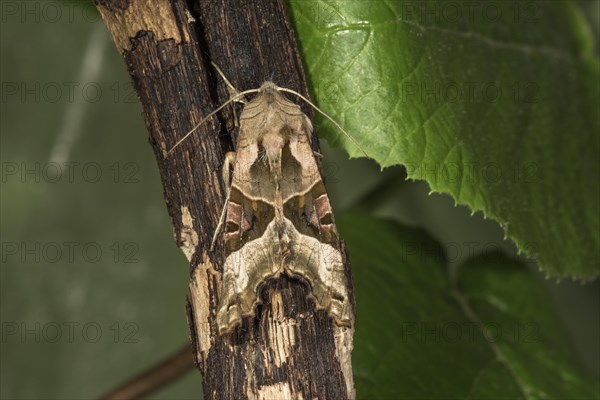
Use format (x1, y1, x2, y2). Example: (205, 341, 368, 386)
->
(95, 1, 355, 398)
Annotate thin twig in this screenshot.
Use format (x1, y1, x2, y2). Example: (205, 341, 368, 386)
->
(99, 343, 195, 400)
(49, 23, 108, 164)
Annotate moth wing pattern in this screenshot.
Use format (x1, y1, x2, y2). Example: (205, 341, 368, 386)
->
(216, 82, 351, 334)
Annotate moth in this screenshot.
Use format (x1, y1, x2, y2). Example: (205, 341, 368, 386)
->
(170, 68, 365, 334)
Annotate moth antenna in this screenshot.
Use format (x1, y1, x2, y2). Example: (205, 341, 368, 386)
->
(210, 61, 246, 104)
(277, 87, 369, 159)
(167, 89, 260, 156)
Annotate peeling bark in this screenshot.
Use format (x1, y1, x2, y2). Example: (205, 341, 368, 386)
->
(95, 1, 356, 398)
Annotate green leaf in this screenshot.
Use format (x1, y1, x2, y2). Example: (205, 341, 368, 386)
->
(457, 254, 599, 399)
(290, 0, 600, 280)
(338, 215, 598, 399)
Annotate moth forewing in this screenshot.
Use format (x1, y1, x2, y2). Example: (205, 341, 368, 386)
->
(169, 76, 358, 335)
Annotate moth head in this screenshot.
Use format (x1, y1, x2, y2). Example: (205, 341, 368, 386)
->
(259, 81, 278, 92)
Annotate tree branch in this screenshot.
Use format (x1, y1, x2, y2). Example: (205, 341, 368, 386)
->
(100, 344, 194, 400)
(95, 1, 355, 398)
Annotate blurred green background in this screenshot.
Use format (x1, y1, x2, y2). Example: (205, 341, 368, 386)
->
(1, 1, 598, 399)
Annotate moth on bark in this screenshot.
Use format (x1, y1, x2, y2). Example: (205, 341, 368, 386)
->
(171, 73, 362, 335)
